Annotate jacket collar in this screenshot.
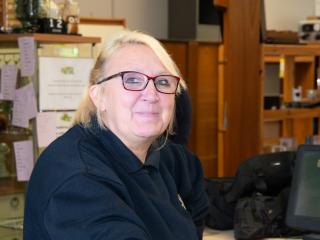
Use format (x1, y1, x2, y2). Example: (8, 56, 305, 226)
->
(84, 116, 161, 173)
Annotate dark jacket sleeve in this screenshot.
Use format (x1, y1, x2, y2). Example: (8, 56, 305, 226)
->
(43, 174, 150, 240)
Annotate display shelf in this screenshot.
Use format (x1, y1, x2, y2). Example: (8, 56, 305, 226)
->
(263, 43, 320, 56)
(264, 109, 288, 121)
(0, 33, 100, 236)
(264, 108, 320, 121)
(0, 33, 100, 44)
(263, 55, 314, 63)
(262, 43, 320, 152)
(263, 108, 320, 146)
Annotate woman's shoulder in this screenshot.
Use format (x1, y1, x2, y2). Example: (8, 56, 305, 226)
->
(160, 141, 197, 169)
(35, 124, 121, 181)
(38, 125, 85, 166)
(162, 140, 195, 159)
(30, 125, 87, 186)
(27, 124, 123, 205)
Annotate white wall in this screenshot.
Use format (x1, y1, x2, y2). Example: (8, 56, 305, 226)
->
(77, 0, 112, 18)
(264, 0, 315, 31)
(77, 0, 316, 39)
(77, 0, 168, 39)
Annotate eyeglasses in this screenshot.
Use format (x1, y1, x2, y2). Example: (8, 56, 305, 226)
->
(96, 71, 180, 94)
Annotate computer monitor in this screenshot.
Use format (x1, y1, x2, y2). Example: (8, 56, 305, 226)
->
(286, 145, 320, 240)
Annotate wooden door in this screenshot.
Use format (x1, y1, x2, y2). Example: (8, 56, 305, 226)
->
(217, 0, 262, 176)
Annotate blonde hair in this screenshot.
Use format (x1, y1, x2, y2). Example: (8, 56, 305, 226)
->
(74, 30, 187, 136)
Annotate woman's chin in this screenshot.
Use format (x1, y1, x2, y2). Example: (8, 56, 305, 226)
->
(133, 127, 163, 140)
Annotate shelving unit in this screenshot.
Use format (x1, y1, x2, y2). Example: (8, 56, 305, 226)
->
(0, 33, 100, 239)
(262, 44, 320, 151)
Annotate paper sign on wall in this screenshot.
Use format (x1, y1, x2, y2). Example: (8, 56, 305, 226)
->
(0, 64, 18, 100)
(36, 111, 75, 147)
(12, 83, 38, 128)
(39, 57, 93, 111)
(14, 140, 34, 182)
(18, 37, 35, 77)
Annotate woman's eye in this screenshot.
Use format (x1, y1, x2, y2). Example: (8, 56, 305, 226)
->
(156, 78, 171, 86)
(125, 77, 143, 84)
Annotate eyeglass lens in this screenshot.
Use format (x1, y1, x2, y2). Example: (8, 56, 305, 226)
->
(122, 72, 178, 94)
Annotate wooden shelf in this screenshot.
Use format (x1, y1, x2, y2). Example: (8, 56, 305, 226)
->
(295, 56, 315, 63)
(263, 43, 320, 56)
(0, 33, 101, 44)
(0, 179, 25, 196)
(264, 55, 314, 63)
(289, 108, 320, 118)
(263, 137, 282, 146)
(264, 109, 288, 121)
(264, 108, 320, 121)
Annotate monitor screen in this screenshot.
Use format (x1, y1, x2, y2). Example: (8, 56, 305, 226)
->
(286, 145, 320, 238)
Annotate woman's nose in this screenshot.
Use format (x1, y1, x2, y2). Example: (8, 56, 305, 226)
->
(141, 80, 159, 100)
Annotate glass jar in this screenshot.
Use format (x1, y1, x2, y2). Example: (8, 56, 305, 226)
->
(15, 0, 42, 32)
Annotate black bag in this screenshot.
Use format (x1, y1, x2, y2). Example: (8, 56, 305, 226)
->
(225, 151, 296, 202)
(233, 188, 300, 239)
(230, 151, 303, 239)
(204, 177, 235, 230)
(205, 151, 299, 237)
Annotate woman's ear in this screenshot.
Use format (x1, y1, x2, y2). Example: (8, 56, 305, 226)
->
(89, 85, 106, 112)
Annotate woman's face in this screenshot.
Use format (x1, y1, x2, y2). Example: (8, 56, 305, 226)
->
(92, 44, 175, 146)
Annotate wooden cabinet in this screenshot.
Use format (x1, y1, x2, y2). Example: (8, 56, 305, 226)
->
(163, 0, 262, 178)
(161, 40, 219, 177)
(262, 44, 320, 151)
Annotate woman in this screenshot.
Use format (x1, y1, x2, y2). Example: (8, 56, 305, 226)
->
(24, 30, 209, 240)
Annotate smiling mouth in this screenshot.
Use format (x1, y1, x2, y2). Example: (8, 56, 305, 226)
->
(135, 112, 160, 117)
